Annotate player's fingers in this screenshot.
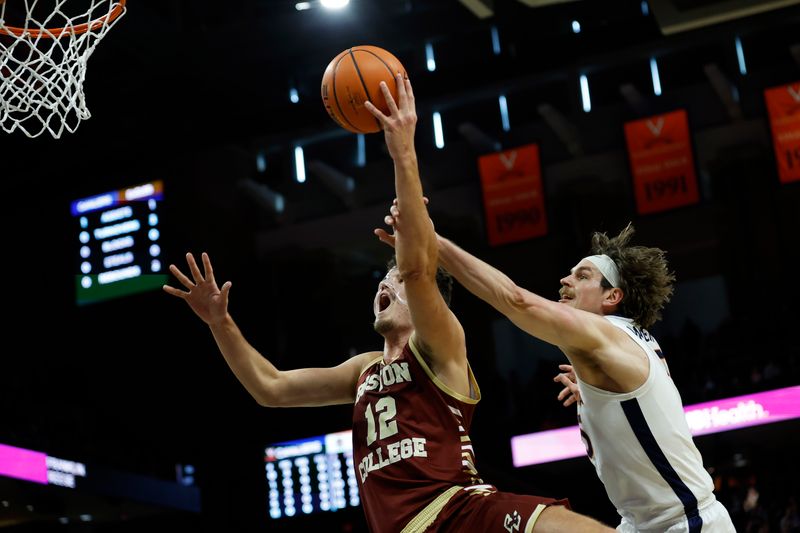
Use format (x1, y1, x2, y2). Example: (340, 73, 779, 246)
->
(404, 76, 414, 102)
(422, 196, 429, 205)
(374, 228, 396, 248)
(563, 395, 577, 407)
(169, 263, 195, 289)
(394, 72, 405, 97)
(364, 101, 389, 126)
(553, 373, 568, 384)
(558, 364, 573, 372)
(557, 386, 570, 401)
(186, 253, 205, 284)
(201, 252, 215, 284)
(390, 205, 400, 217)
(162, 284, 187, 299)
(219, 281, 232, 305)
(380, 81, 400, 116)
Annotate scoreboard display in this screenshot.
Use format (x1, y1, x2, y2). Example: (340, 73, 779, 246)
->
(72, 180, 167, 306)
(264, 430, 360, 519)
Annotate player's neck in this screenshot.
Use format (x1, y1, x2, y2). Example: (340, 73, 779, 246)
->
(382, 332, 411, 364)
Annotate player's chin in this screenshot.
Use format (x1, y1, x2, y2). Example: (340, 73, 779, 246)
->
(373, 316, 392, 335)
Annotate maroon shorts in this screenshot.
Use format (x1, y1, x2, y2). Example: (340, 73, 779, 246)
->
(428, 485, 570, 532)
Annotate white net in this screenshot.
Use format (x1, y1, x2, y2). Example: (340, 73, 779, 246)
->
(0, 0, 126, 138)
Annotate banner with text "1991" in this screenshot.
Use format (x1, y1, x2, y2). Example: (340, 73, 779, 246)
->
(478, 144, 547, 247)
(764, 82, 800, 184)
(624, 109, 700, 215)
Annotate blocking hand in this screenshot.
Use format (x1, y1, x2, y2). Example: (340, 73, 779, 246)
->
(374, 196, 433, 248)
(364, 74, 417, 161)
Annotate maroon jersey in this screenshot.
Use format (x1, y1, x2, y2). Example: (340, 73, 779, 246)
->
(352, 336, 483, 533)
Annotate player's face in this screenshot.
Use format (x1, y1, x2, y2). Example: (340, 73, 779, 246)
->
(373, 267, 411, 334)
(558, 259, 609, 315)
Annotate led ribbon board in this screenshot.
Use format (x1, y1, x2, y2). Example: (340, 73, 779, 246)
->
(511, 385, 800, 467)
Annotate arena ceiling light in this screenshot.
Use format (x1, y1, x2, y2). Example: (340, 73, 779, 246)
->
(295, 0, 350, 10)
(320, 0, 349, 9)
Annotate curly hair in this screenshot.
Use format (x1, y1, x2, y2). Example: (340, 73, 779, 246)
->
(386, 256, 453, 307)
(590, 223, 675, 329)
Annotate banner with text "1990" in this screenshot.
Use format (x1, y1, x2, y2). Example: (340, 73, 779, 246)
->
(624, 109, 700, 215)
(478, 144, 547, 246)
(764, 82, 800, 184)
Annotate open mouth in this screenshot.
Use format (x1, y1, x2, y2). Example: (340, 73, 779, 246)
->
(378, 293, 391, 312)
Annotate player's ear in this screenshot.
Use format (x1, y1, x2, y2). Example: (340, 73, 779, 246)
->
(605, 287, 623, 307)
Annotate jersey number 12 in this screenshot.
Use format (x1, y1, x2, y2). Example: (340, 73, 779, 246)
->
(365, 396, 398, 445)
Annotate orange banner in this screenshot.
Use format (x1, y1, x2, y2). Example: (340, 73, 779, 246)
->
(478, 144, 547, 246)
(624, 110, 700, 215)
(764, 82, 800, 184)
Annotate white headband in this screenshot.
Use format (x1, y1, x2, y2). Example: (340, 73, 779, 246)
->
(584, 254, 621, 288)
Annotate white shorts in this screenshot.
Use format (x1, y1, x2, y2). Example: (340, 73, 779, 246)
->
(617, 500, 735, 533)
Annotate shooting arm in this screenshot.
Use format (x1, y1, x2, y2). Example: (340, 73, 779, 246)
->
(210, 315, 373, 407)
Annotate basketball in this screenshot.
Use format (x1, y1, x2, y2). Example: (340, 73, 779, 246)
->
(321, 45, 406, 134)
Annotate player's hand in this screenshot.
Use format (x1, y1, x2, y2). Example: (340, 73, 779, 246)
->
(553, 364, 581, 407)
(163, 252, 232, 327)
(374, 197, 433, 248)
(364, 74, 416, 161)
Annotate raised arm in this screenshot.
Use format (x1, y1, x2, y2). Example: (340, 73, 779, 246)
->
(375, 221, 612, 356)
(164, 252, 374, 407)
(365, 76, 467, 392)
(436, 237, 614, 352)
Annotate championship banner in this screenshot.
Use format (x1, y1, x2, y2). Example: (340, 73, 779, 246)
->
(478, 144, 547, 246)
(764, 82, 800, 184)
(624, 110, 700, 215)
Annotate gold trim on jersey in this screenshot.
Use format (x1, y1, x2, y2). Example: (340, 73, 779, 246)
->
(358, 354, 384, 377)
(400, 485, 462, 533)
(524, 504, 548, 533)
(408, 335, 481, 404)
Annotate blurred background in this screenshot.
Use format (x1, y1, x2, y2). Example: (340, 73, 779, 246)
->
(1, 0, 799, 531)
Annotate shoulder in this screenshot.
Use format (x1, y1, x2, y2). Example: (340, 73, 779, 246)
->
(349, 351, 383, 375)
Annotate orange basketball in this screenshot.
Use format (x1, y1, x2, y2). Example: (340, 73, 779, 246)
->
(321, 45, 406, 134)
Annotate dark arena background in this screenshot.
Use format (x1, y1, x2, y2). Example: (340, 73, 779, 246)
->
(1, 1, 799, 532)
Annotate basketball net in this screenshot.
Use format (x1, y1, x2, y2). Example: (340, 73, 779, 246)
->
(0, 0, 127, 138)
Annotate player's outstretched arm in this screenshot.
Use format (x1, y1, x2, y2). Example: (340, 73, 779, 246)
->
(366, 77, 467, 391)
(164, 252, 375, 407)
(376, 206, 610, 356)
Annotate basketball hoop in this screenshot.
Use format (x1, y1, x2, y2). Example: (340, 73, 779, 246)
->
(0, 0, 127, 138)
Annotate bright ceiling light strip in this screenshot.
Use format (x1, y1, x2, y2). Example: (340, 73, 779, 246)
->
(580, 74, 591, 112)
(735, 36, 747, 75)
(650, 57, 662, 96)
(491, 26, 501, 55)
(433, 112, 445, 149)
(425, 43, 436, 72)
(498, 95, 510, 131)
(294, 146, 306, 183)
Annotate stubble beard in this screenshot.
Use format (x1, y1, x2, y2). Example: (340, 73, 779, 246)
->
(373, 316, 394, 336)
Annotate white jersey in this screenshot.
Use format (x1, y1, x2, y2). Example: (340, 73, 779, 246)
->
(576, 316, 719, 532)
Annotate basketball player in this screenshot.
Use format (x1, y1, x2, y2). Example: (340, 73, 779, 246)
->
(164, 74, 612, 532)
(376, 211, 736, 532)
